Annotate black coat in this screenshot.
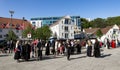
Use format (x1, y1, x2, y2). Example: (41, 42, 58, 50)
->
(94, 41, 100, 57)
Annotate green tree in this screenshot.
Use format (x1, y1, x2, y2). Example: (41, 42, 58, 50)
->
(96, 29, 103, 37)
(90, 18, 107, 28)
(81, 18, 91, 28)
(36, 25, 52, 40)
(22, 26, 36, 38)
(106, 16, 120, 26)
(6, 30, 18, 41)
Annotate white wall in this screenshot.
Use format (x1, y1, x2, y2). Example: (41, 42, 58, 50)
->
(0, 29, 22, 40)
(101, 25, 120, 42)
(30, 20, 42, 28)
(50, 16, 74, 39)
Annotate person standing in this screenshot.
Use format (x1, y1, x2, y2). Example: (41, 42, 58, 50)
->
(94, 39, 101, 57)
(14, 40, 21, 62)
(24, 41, 31, 61)
(107, 39, 110, 49)
(45, 41, 50, 56)
(76, 40, 81, 54)
(55, 40, 58, 56)
(51, 40, 55, 55)
(86, 40, 92, 57)
(66, 40, 71, 60)
(70, 40, 74, 54)
(37, 39, 42, 60)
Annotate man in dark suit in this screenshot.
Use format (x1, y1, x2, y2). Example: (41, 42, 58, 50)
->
(37, 39, 42, 60)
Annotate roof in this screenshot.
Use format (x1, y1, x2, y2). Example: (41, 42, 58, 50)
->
(0, 17, 32, 29)
(84, 25, 118, 35)
(84, 28, 100, 34)
(49, 16, 64, 27)
(101, 26, 113, 34)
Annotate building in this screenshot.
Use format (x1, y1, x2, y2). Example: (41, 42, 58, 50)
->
(84, 24, 120, 42)
(0, 17, 31, 41)
(30, 15, 81, 28)
(50, 15, 75, 39)
(101, 24, 120, 42)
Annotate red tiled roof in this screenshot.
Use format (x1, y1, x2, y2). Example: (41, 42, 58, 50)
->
(0, 17, 32, 29)
(84, 28, 100, 34)
(84, 25, 115, 35)
(101, 26, 113, 34)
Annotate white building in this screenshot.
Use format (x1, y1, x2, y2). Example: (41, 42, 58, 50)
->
(101, 24, 120, 42)
(50, 15, 75, 39)
(30, 20, 42, 28)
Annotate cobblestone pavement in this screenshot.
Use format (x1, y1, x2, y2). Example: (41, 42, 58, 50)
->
(0, 47, 120, 70)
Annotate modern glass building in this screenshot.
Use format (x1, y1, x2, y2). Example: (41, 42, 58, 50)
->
(30, 15, 81, 28)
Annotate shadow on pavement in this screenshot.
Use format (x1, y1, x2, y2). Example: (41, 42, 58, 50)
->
(42, 55, 64, 60)
(97, 54, 112, 58)
(0, 54, 9, 57)
(70, 55, 87, 60)
(18, 55, 64, 62)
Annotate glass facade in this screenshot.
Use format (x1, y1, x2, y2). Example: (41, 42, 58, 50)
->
(31, 16, 81, 27)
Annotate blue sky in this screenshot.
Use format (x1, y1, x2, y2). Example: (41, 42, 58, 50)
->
(0, 0, 120, 20)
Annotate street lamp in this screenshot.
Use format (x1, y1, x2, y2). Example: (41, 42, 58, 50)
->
(9, 10, 14, 29)
(9, 10, 14, 41)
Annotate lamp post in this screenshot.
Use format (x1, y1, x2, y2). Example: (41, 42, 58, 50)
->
(9, 10, 14, 30)
(9, 10, 14, 41)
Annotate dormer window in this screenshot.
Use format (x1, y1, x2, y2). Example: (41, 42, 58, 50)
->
(64, 19, 70, 24)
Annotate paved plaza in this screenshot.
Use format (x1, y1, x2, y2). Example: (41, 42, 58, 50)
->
(0, 47, 120, 70)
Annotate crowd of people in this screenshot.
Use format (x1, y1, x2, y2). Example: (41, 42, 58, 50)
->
(2, 37, 119, 62)
(12, 38, 103, 62)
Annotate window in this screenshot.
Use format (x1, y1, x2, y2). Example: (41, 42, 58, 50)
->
(0, 29, 2, 32)
(71, 26, 72, 29)
(72, 19, 74, 22)
(16, 30, 19, 33)
(0, 35, 2, 38)
(4, 35, 7, 37)
(32, 22, 36, 25)
(64, 26, 68, 32)
(65, 33, 68, 38)
(62, 33, 64, 36)
(65, 19, 69, 24)
(71, 33, 73, 36)
(62, 21, 63, 24)
(113, 30, 116, 34)
(62, 26, 63, 29)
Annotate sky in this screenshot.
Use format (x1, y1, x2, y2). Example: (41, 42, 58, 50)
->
(0, 0, 120, 20)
